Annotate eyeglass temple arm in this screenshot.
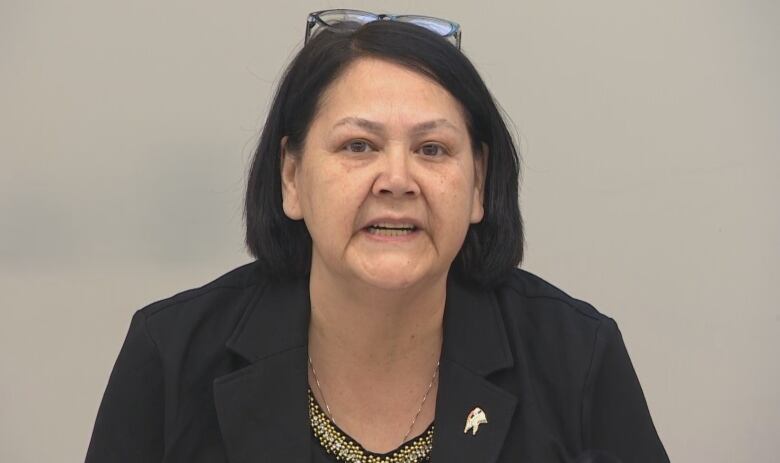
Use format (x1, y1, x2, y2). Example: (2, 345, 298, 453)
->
(304, 18, 313, 45)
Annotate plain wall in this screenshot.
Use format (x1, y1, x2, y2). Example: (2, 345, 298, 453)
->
(1, 0, 778, 461)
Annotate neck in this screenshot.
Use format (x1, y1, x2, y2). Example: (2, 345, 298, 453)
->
(305, 259, 446, 452)
(307, 261, 446, 379)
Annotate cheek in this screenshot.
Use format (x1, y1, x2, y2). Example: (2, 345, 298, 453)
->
(426, 168, 475, 232)
(426, 199, 472, 267)
(299, 164, 367, 240)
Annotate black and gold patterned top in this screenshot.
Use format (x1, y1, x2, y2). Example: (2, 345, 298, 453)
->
(308, 388, 434, 463)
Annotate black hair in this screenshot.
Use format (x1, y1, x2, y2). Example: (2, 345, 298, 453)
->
(245, 20, 523, 288)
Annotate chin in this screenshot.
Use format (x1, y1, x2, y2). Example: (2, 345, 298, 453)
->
(356, 266, 428, 291)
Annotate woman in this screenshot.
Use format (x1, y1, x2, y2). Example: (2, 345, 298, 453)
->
(86, 10, 668, 463)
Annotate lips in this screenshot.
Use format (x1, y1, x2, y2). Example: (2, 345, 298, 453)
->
(364, 225, 420, 240)
(362, 217, 423, 231)
(367, 222, 417, 231)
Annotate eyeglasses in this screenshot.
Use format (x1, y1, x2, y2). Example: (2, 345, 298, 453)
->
(304, 9, 462, 50)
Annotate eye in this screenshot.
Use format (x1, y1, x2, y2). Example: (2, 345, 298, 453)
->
(343, 139, 374, 153)
(419, 143, 448, 157)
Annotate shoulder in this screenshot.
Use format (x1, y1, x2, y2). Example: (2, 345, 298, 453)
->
(496, 267, 611, 323)
(138, 261, 265, 317)
(491, 268, 615, 367)
(133, 261, 269, 348)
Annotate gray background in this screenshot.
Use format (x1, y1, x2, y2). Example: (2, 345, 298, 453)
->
(1, 0, 778, 461)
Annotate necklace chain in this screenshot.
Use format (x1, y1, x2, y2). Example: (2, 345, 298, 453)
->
(308, 356, 440, 447)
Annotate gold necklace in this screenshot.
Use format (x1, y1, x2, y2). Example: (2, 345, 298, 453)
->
(307, 356, 440, 446)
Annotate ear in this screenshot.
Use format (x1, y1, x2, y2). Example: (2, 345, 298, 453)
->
(470, 142, 489, 224)
(280, 136, 303, 220)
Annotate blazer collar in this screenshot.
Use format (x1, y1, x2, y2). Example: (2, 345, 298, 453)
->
(214, 273, 517, 463)
(225, 277, 311, 363)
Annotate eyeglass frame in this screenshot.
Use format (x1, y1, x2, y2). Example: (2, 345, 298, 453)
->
(304, 9, 462, 50)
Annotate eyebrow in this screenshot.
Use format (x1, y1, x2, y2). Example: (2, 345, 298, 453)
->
(331, 117, 460, 135)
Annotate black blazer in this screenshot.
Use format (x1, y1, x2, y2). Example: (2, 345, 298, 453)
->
(86, 262, 669, 462)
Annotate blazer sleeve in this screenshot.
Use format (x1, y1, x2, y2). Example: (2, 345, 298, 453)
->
(581, 317, 669, 462)
(86, 310, 165, 462)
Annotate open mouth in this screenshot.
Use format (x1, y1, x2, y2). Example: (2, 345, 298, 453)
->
(365, 224, 418, 237)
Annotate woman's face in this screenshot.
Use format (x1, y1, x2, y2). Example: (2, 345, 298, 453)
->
(281, 57, 487, 291)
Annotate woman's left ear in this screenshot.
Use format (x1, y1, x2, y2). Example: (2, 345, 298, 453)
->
(470, 142, 489, 224)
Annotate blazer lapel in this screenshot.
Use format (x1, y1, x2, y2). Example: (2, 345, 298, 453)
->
(213, 277, 312, 463)
(431, 276, 518, 463)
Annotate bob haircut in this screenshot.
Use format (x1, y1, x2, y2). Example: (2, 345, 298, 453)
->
(245, 20, 523, 288)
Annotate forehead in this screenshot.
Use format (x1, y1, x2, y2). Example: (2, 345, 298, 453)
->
(314, 57, 468, 129)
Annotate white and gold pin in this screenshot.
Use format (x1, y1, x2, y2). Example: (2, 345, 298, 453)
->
(464, 407, 488, 435)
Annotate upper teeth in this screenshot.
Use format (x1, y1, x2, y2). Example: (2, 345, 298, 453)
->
(370, 222, 415, 230)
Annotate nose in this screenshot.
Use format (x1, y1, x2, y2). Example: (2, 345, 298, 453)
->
(371, 146, 420, 198)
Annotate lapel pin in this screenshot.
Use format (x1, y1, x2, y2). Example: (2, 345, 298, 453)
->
(464, 407, 488, 435)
